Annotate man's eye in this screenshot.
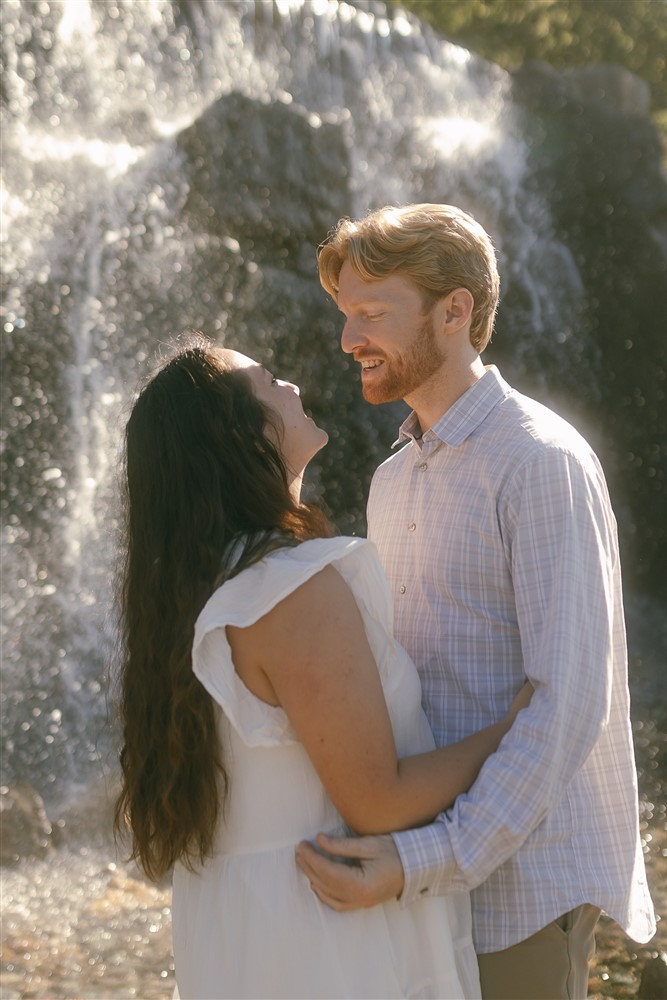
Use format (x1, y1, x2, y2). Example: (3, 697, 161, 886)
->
(271, 376, 278, 385)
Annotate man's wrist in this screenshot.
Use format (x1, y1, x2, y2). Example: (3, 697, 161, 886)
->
(388, 841, 406, 900)
(391, 822, 457, 907)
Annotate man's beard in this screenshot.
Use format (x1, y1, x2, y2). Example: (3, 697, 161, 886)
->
(361, 312, 443, 405)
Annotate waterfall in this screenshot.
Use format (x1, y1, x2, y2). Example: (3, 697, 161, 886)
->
(2, 0, 665, 803)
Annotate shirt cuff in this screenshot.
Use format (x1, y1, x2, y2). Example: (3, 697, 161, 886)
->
(392, 819, 462, 908)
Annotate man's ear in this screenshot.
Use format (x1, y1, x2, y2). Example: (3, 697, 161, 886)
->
(441, 288, 474, 334)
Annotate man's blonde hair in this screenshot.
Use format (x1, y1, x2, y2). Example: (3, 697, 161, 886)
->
(318, 203, 500, 353)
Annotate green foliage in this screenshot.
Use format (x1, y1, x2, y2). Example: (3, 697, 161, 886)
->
(393, 0, 667, 112)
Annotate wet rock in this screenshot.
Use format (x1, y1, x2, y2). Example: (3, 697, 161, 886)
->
(0, 782, 52, 864)
(638, 954, 667, 999)
(176, 89, 352, 265)
(562, 65, 651, 118)
(510, 56, 667, 601)
(52, 774, 120, 849)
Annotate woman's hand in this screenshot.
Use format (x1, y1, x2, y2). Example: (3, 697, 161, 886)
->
(506, 680, 534, 723)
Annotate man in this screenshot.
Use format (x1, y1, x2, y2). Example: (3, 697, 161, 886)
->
(296, 204, 655, 1000)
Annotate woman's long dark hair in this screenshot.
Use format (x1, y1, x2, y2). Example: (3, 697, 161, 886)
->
(113, 334, 331, 881)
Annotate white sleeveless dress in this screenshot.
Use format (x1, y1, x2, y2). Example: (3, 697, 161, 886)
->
(172, 537, 481, 1000)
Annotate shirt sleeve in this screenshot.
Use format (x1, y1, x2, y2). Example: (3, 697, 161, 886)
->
(393, 443, 620, 905)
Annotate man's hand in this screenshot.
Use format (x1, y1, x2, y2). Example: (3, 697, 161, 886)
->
(295, 833, 405, 911)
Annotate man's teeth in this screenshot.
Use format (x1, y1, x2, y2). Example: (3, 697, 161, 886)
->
(361, 360, 383, 370)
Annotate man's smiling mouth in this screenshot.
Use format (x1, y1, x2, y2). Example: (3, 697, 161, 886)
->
(361, 360, 384, 371)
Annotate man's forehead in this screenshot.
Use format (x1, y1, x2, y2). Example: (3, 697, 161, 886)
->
(337, 262, 419, 307)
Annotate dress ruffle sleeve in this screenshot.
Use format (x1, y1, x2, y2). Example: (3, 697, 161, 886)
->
(192, 536, 388, 748)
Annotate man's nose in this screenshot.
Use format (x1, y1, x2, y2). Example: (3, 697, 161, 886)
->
(340, 318, 365, 355)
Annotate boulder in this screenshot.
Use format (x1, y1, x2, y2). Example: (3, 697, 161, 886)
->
(0, 782, 52, 864)
(638, 954, 667, 1000)
(562, 65, 651, 118)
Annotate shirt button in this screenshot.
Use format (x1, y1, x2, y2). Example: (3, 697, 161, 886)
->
(419, 887, 429, 895)
(419, 462, 427, 471)
(408, 522, 416, 532)
(399, 585, 406, 595)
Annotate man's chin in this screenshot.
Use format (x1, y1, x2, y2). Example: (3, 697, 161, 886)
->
(362, 383, 401, 405)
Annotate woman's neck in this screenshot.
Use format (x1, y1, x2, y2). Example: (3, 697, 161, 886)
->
(289, 471, 304, 503)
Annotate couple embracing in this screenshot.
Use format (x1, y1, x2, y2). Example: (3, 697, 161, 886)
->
(114, 204, 655, 1000)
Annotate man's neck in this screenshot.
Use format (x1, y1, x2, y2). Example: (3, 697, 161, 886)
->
(407, 356, 486, 434)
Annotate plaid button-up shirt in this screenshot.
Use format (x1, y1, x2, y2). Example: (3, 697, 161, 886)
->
(368, 365, 655, 952)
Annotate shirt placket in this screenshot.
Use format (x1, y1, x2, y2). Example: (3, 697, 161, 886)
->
(396, 432, 441, 599)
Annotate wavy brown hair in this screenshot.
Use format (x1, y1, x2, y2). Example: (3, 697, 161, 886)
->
(113, 333, 331, 881)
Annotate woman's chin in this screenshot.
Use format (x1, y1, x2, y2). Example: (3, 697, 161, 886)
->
(314, 427, 329, 456)
(300, 428, 329, 470)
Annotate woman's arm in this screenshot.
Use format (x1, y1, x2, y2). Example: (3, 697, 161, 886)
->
(226, 566, 529, 836)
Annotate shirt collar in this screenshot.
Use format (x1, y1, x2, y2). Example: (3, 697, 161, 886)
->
(392, 365, 512, 449)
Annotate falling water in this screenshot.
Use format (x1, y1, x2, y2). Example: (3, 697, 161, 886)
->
(1, 0, 585, 799)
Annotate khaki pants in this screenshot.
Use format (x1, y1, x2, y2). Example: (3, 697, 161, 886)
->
(477, 904, 601, 1000)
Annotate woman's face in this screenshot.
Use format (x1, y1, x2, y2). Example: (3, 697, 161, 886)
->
(220, 350, 328, 475)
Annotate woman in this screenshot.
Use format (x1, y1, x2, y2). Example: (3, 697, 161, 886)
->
(114, 334, 531, 1000)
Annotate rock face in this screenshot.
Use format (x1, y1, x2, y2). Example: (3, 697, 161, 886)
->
(1, 0, 666, 799)
(176, 91, 351, 265)
(562, 64, 652, 118)
(510, 61, 667, 600)
(0, 783, 52, 865)
(171, 89, 400, 523)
